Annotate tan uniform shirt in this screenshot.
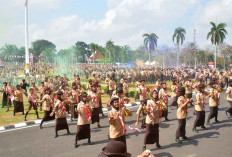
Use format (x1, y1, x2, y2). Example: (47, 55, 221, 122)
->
(209, 88, 219, 107)
(71, 89, 79, 104)
(158, 88, 168, 110)
(123, 82, 129, 94)
(185, 81, 193, 94)
(171, 85, 178, 97)
(89, 91, 100, 108)
(195, 92, 206, 111)
(177, 96, 188, 119)
(109, 107, 132, 138)
(14, 90, 23, 102)
(109, 80, 115, 90)
(226, 87, 232, 101)
(41, 94, 51, 111)
(77, 101, 92, 125)
(53, 100, 67, 118)
(146, 99, 161, 124)
(139, 85, 147, 101)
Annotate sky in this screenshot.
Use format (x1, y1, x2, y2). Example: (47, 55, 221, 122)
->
(0, 0, 232, 51)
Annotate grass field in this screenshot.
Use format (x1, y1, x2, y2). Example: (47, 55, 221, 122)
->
(0, 81, 172, 127)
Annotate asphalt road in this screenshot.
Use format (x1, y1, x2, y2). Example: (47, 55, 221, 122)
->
(0, 93, 232, 157)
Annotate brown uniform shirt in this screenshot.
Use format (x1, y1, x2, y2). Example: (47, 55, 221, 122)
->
(109, 80, 115, 90)
(139, 85, 147, 101)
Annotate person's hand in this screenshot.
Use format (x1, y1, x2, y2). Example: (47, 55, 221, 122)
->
(139, 150, 155, 157)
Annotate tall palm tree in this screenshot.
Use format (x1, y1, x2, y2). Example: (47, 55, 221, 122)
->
(106, 40, 114, 62)
(173, 27, 186, 68)
(143, 33, 158, 63)
(207, 22, 227, 68)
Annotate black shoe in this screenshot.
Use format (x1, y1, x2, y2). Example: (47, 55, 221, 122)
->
(176, 138, 182, 144)
(13, 113, 15, 116)
(142, 146, 146, 151)
(37, 116, 40, 119)
(206, 122, 212, 126)
(54, 134, 58, 138)
(98, 125, 101, 128)
(215, 120, 220, 123)
(201, 126, 208, 130)
(67, 131, 71, 135)
(165, 118, 170, 121)
(182, 136, 190, 141)
(74, 142, 78, 148)
(24, 117, 27, 121)
(156, 143, 161, 148)
(192, 128, 198, 133)
(88, 139, 92, 144)
(39, 125, 43, 129)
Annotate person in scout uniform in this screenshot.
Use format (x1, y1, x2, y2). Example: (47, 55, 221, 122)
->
(175, 87, 192, 144)
(108, 97, 132, 146)
(170, 80, 180, 108)
(1, 82, 8, 110)
(206, 81, 220, 125)
(70, 83, 80, 122)
(36, 88, 54, 129)
(225, 80, 232, 117)
(135, 99, 148, 129)
(74, 92, 92, 148)
(159, 82, 171, 121)
(6, 82, 14, 112)
(24, 88, 40, 121)
(143, 89, 162, 151)
(13, 85, 25, 116)
(50, 91, 70, 138)
(123, 79, 129, 97)
(185, 77, 195, 107)
(192, 84, 209, 133)
(109, 77, 115, 98)
(89, 82, 102, 128)
(138, 79, 149, 102)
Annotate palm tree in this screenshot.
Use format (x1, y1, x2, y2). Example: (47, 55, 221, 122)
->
(173, 27, 186, 68)
(207, 22, 227, 68)
(106, 40, 114, 62)
(143, 33, 159, 63)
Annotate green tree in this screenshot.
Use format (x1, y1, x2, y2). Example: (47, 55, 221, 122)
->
(75, 41, 90, 63)
(173, 27, 186, 68)
(0, 44, 19, 56)
(207, 22, 227, 68)
(143, 33, 158, 63)
(32, 39, 56, 56)
(106, 40, 114, 62)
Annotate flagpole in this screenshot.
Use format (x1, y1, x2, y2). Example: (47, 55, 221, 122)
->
(25, 0, 30, 74)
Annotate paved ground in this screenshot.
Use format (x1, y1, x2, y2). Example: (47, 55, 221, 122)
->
(0, 93, 232, 157)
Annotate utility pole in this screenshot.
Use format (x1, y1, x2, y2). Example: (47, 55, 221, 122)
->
(25, 0, 30, 74)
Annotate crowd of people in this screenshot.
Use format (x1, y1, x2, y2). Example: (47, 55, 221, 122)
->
(1, 63, 232, 156)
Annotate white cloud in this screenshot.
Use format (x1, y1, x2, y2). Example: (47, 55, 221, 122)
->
(3, 0, 232, 52)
